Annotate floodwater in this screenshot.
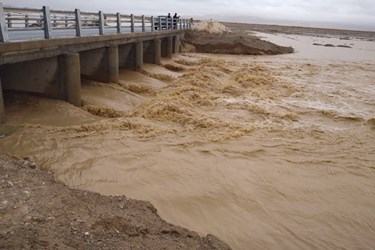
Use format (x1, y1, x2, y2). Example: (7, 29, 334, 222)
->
(1, 32, 375, 249)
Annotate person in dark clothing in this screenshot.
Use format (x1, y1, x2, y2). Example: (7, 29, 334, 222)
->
(172, 13, 180, 29)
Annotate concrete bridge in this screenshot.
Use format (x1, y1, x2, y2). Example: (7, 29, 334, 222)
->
(0, 4, 192, 124)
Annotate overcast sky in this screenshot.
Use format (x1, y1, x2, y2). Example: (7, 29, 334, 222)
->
(2, 0, 375, 31)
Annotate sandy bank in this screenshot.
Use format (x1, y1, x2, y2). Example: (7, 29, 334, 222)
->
(0, 155, 230, 249)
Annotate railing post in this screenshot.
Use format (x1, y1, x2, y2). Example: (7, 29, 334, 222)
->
(75, 9, 82, 37)
(166, 17, 169, 30)
(7, 13, 11, 28)
(179, 19, 182, 30)
(25, 14, 29, 27)
(64, 15, 68, 28)
(53, 14, 56, 27)
(158, 16, 162, 30)
(141, 15, 145, 32)
(43, 6, 52, 39)
(0, 3, 9, 42)
(116, 12, 121, 34)
(130, 14, 134, 32)
(151, 16, 154, 32)
(98, 11, 104, 35)
(39, 14, 43, 26)
(83, 16, 87, 26)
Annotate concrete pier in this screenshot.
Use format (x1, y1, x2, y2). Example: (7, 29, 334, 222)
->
(108, 45, 119, 83)
(167, 37, 173, 58)
(174, 35, 181, 53)
(135, 41, 143, 71)
(64, 53, 81, 107)
(80, 48, 109, 82)
(0, 79, 5, 124)
(154, 39, 161, 65)
(143, 41, 154, 64)
(118, 44, 135, 69)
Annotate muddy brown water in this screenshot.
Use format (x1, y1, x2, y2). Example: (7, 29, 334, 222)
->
(1, 33, 375, 249)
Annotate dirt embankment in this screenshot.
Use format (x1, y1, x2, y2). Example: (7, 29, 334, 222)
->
(0, 155, 231, 249)
(182, 21, 294, 55)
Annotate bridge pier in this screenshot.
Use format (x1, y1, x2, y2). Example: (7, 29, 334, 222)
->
(80, 48, 108, 82)
(135, 41, 143, 71)
(119, 44, 135, 69)
(143, 41, 154, 64)
(154, 39, 161, 65)
(108, 45, 119, 83)
(167, 37, 173, 58)
(64, 53, 81, 107)
(144, 40, 161, 65)
(174, 35, 181, 53)
(0, 79, 5, 124)
(80, 46, 119, 83)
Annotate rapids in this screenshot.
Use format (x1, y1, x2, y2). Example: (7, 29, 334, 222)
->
(1, 32, 374, 249)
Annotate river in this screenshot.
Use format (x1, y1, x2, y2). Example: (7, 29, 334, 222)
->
(1, 31, 374, 249)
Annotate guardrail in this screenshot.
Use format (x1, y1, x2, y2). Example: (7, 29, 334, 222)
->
(0, 3, 191, 42)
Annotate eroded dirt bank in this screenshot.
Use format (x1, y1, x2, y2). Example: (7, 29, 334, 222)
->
(182, 31, 294, 55)
(0, 155, 230, 249)
(182, 21, 293, 55)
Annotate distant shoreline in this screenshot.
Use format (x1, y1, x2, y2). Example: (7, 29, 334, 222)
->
(221, 22, 375, 41)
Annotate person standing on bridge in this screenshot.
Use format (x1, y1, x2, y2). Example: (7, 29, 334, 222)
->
(167, 13, 172, 29)
(173, 13, 179, 29)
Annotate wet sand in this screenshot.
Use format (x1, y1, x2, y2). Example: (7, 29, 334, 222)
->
(1, 28, 375, 249)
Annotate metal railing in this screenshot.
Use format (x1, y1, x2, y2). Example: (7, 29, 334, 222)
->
(0, 4, 191, 42)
